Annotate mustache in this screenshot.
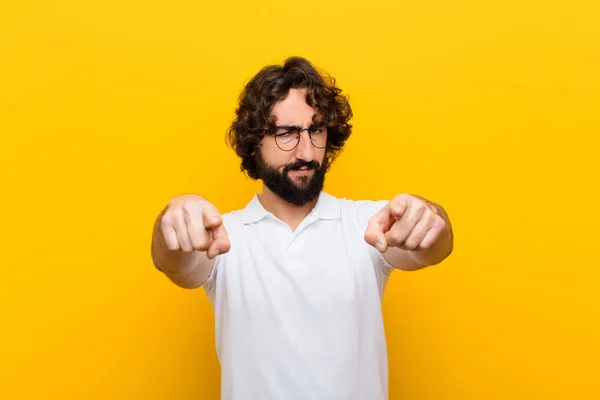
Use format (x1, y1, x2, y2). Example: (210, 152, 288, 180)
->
(284, 160, 320, 173)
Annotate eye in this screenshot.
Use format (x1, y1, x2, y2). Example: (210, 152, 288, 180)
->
(276, 129, 293, 136)
(309, 127, 324, 135)
(275, 129, 298, 142)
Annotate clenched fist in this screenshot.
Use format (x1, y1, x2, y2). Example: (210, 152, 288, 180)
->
(364, 194, 446, 253)
(160, 194, 231, 259)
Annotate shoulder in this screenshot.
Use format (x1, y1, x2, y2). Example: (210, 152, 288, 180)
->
(321, 192, 388, 209)
(326, 194, 395, 273)
(219, 210, 246, 235)
(328, 194, 389, 229)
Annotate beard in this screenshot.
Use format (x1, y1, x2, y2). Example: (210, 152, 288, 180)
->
(254, 150, 328, 206)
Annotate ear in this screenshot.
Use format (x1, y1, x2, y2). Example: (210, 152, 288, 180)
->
(251, 143, 261, 157)
(251, 141, 261, 157)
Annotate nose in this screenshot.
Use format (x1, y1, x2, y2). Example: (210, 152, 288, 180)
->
(294, 130, 315, 162)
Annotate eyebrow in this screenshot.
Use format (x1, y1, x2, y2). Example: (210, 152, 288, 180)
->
(274, 122, 325, 130)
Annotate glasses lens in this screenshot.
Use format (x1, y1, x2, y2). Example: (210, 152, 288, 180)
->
(310, 127, 327, 148)
(275, 128, 299, 151)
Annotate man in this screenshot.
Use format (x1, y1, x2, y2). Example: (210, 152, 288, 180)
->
(151, 57, 454, 400)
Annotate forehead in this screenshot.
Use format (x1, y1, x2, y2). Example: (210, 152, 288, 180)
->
(271, 88, 316, 126)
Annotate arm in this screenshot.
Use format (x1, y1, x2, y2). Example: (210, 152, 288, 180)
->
(151, 194, 230, 289)
(364, 194, 454, 271)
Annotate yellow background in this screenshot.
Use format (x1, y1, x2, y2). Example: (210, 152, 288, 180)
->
(1, 0, 599, 398)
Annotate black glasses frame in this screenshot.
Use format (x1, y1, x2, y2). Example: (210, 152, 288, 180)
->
(261, 125, 328, 152)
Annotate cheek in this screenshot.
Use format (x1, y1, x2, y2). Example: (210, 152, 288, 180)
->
(317, 149, 327, 165)
(260, 142, 292, 169)
(274, 154, 293, 169)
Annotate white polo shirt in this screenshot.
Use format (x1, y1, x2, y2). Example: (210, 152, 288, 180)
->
(203, 191, 396, 400)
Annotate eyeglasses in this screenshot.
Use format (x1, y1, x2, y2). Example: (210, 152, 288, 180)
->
(262, 125, 327, 152)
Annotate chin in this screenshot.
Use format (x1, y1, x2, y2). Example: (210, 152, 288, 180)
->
(294, 177, 311, 187)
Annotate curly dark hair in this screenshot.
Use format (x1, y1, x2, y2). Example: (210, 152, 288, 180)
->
(227, 56, 353, 180)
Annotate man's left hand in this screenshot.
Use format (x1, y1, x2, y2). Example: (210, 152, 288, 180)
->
(364, 194, 447, 253)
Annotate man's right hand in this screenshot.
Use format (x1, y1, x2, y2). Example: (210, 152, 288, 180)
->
(160, 194, 231, 259)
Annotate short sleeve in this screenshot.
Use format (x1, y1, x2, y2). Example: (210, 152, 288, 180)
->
(201, 253, 219, 304)
(201, 212, 238, 303)
(354, 199, 389, 233)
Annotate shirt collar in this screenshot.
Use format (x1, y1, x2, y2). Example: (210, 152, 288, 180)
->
(239, 191, 341, 225)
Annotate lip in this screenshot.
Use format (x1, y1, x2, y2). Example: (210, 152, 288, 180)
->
(289, 168, 314, 176)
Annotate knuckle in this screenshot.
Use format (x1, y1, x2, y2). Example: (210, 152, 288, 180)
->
(204, 205, 221, 218)
(168, 196, 185, 209)
(167, 198, 178, 208)
(404, 240, 417, 250)
(160, 213, 173, 228)
(171, 207, 184, 220)
(210, 214, 223, 225)
(420, 240, 432, 249)
(182, 200, 196, 214)
(197, 199, 210, 208)
(164, 238, 178, 251)
(394, 193, 408, 202)
(434, 217, 446, 230)
(195, 237, 210, 250)
(179, 234, 190, 246)
(181, 241, 193, 252)
(187, 198, 209, 211)
(424, 209, 434, 224)
(406, 236, 419, 248)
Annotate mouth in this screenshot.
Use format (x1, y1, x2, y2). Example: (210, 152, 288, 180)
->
(289, 168, 314, 176)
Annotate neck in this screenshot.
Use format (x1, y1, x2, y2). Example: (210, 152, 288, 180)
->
(258, 184, 319, 232)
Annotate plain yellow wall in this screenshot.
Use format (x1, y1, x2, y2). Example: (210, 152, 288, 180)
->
(1, 0, 599, 398)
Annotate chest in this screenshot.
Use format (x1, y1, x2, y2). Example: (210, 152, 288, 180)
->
(218, 219, 377, 320)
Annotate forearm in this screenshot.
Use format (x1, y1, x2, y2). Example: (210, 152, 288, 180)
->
(151, 208, 214, 289)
